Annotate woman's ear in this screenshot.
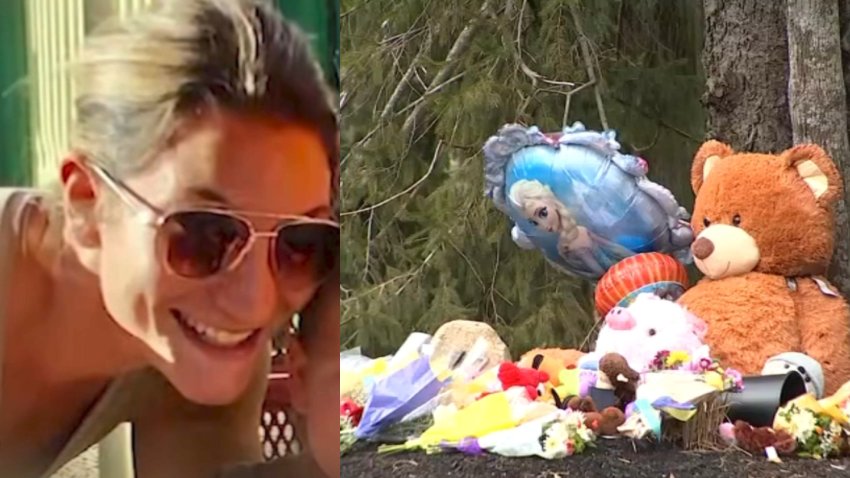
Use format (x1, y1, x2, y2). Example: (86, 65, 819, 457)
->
(60, 155, 102, 272)
(285, 337, 309, 415)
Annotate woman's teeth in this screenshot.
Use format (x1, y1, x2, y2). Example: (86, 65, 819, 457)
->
(174, 310, 255, 347)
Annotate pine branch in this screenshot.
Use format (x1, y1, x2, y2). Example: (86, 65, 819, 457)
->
(363, 209, 375, 281)
(394, 72, 465, 117)
(380, 30, 434, 121)
(341, 141, 443, 216)
(400, 0, 496, 138)
(562, 80, 595, 126)
(514, 0, 575, 88)
(570, 4, 609, 130)
(607, 94, 701, 142)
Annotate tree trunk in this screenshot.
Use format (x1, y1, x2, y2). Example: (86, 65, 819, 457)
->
(788, 0, 850, 296)
(702, 0, 792, 152)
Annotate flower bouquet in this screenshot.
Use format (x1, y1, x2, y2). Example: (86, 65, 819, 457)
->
(775, 401, 846, 459)
(340, 396, 365, 455)
(648, 350, 692, 371)
(341, 415, 357, 455)
(427, 410, 595, 460)
(647, 349, 744, 393)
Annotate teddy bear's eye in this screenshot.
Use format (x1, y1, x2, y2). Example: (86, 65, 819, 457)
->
(648, 328, 657, 337)
(732, 214, 742, 227)
(703, 217, 711, 228)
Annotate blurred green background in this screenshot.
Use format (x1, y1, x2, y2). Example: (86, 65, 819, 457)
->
(0, 0, 339, 187)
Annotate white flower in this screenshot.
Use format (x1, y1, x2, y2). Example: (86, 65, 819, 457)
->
(576, 425, 593, 443)
(543, 434, 562, 453)
(788, 409, 817, 442)
(564, 411, 585, 428)
(547, 423, 570, 444)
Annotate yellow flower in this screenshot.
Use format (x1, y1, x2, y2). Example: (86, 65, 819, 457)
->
(665, 351, 691, 367)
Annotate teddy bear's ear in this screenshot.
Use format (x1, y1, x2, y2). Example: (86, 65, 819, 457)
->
(691, 140, 734, 194)
(780, 144, 842, 207)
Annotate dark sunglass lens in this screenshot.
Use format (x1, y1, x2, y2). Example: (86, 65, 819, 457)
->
(162, 212, 251, 277)
(275, 223, 339, 281)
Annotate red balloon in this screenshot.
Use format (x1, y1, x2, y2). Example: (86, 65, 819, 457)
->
(594, 253, 689, 317)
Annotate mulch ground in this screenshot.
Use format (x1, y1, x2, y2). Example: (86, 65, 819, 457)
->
(342, 438, 850, 478)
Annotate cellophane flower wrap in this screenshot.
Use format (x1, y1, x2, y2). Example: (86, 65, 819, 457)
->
(475, 410, 595, 460)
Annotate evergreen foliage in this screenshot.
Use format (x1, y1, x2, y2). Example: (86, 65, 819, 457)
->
(341, 0, 707, 357)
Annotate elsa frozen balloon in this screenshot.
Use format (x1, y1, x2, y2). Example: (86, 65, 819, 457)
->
(483, 122, 694, 280)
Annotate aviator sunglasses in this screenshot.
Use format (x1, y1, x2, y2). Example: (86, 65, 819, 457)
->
(87, 163, 339, 286)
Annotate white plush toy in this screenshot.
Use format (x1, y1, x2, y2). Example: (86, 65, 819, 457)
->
(580, 293, 709, 373)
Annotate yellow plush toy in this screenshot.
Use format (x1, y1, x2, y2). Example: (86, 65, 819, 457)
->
(518, 348, 585, 387)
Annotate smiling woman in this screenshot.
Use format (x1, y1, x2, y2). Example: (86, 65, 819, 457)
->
(0, 0, 338, 477)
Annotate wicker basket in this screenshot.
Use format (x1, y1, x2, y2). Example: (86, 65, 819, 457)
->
(662, 392, 728, 450)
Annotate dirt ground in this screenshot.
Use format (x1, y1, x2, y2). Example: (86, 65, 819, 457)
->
(342, 438, 850, 478)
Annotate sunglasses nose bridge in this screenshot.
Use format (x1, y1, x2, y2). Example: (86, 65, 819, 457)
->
(216, 237, 279, 321)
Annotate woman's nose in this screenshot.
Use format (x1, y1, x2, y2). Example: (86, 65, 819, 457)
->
(214, 242, 278, 324)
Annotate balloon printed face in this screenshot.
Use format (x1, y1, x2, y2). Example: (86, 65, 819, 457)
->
(523, 199, 560, 233)
(510, 179, 607, 275)
(510, 180, 570, 236)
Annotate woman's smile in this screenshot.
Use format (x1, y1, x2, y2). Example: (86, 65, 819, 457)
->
(170, 308, 261, 348)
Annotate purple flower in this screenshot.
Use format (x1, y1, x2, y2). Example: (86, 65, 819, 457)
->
(725, 369, 744, 391)
(458, 437, 484, 455)
(699, 358, 712, 370)
(441, 437, 483, 455)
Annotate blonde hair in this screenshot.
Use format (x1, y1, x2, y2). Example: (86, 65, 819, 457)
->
(69, 0, 338, 195)
(508, 179, 580, 245)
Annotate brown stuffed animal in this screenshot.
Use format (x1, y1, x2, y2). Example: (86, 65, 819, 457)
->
(732, 421, 796, 455)
(562, 397, 624, 435)
(677, 141, 850, 395)
(596, 407, 626, 436)
(599, 353, 639, 409)
(566, 395, 597, 413)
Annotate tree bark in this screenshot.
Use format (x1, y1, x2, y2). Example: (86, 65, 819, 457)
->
(702, 0, 792, 152)
(788, 0, 850, 296)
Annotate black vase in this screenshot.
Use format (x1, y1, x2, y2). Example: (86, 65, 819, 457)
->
(723, 372, 808, 427)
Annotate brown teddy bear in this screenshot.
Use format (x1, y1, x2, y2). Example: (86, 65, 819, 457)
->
(598, 353, 639, 409)
(728, 421, 797, 455)
(563, 396, 626, 436)
(677, 140, 850, 395)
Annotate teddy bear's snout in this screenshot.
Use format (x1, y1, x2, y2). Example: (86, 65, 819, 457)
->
(692, 224, 760, 279)
(692, 237, 715, 260)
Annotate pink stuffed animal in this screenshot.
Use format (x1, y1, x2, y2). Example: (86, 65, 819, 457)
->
(584, 293, 709, 372)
